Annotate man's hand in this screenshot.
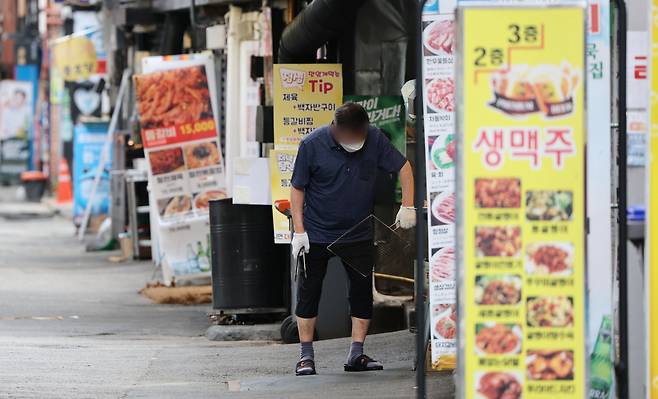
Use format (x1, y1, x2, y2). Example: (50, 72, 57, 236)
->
(292, 232, 310, 256)
(395, 207, 416, 229)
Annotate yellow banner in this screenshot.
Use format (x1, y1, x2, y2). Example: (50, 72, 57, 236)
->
(458, 7, 586, 399)
(273, 64, 343, 149)
(270, 64, 343, 243)
(52, 36, 97, 82)
(270, 150, 297, 244)
(649, 0, 658, 395)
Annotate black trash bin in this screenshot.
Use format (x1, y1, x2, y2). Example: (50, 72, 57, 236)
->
(209, 199, 286, 312)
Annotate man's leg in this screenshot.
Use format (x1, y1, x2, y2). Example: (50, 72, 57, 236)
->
(297, 316, 316, 343)
(341, 241, 382, 371)
(294, 243, 330, 375)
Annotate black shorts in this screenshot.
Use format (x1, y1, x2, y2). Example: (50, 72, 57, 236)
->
(295, 241, 374, 320)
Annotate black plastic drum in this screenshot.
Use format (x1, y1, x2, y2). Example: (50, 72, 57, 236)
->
(209, 199, 286, 311)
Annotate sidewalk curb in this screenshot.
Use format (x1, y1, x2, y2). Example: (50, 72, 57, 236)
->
(206, 324, 281, 342)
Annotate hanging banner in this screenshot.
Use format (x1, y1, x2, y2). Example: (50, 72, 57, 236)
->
(51, 26, 106, 82)
(135, 59, 226, 283)
(648, 0, 658, 395)
(273, 64, 343, 149)
(271, 64, 342, 243)
(421, 0, 458, 370)
(457, 5, 586, 399)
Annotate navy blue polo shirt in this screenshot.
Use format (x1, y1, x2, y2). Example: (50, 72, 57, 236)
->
(291, 125, 407, 244)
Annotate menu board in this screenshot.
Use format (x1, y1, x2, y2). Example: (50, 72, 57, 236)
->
(271, 64, 343, 243)
(134, 60, 226, 281)
(421, 0, 458, 370)
(134, 65, 227, 222)
(457, 6, 586, 399)
(648, 0, 658, 395)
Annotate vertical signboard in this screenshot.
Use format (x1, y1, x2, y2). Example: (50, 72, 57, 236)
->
(585, 2, 615, 398)
(134, 61, 226, 282)
(648, 0, 658, 395)
(271, 64, 342, 243)
(421, 0, 458, 371)
(457, 6, 586, 399)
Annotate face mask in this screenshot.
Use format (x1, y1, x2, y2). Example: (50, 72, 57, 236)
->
(341, 140, 365, 153)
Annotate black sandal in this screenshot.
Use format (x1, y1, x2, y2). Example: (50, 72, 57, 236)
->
(344, 354, 384, 372)
(295, 359, 317, 376)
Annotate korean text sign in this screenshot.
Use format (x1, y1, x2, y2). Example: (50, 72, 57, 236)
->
(271, 64, 342, 243)
(457, 6, 586, 399)
(273, 64, 343, 149)
(421, 2, 458, 370)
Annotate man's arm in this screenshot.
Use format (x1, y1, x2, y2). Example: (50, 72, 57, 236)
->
(398, 161, 414, 208)
(291, 186, 305, 233)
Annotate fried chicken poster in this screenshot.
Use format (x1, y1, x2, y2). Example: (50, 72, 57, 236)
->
(134, 65, 227, 223)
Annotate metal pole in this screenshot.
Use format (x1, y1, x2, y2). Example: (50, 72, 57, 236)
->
(415, 1, 429, 398)
(612, 1, 629, 398)
(77, 69, 130, 241)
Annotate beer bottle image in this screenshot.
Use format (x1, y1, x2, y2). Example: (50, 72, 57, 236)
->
(589, 316, 613, 399)
(197, 241, 210, 272)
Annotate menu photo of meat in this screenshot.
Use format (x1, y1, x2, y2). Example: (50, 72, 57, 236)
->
(526, 350, 574, 381)
(526, 242, 574, 276)
(432, 303, 457, 340)
(475, 226, 522, 257)
(135, 65, 213, 129)
(148, 147, 185, 175)
(475, 323, 522, 356)
(474, 274, 522, 306)
(430, 191, 455, 226)
(423, 18, 455, 56)
(430, 246, 456, 283)
(475, 371, 523, 399)
(425, 77, 455, 114)
(475, 178, 521, 208)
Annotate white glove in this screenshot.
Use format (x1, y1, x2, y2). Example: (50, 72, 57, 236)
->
(292, 232, 310, 257)
(395, 207, 416, 229)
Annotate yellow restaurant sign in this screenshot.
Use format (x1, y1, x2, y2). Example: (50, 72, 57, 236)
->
(270, 64, 343, 243)
(272, 64, 343, 149)
(51, 35, 97, 82)
(648, 0, 658, 395)
(457, 6, 586, 399)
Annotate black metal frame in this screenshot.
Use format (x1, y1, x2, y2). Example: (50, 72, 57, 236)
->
(611, 1, 629, 398)
(414, 1, 428, 398)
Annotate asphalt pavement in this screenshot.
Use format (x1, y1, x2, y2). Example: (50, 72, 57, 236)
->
(0, 194, 454, 399)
